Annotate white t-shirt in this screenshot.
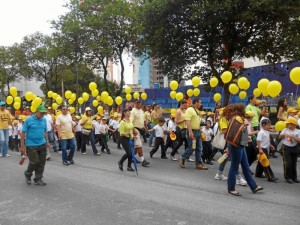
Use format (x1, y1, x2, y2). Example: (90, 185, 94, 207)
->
(12, 125, 18, 136)
(256, 128, 270, 148)
(109, 119, 119, 130)
(9, 125, 13, 136)
(75, 123, 82, 132)
(201, 127, 213, 142)
(44, 114, 53, 132)
(94, 122, 102, 135)
(153, 124, 166, 138)
(281, 128, 300, 147)
(100, 123, 109, 134)
(167, 120, 176, 132)
(17, 122, 22, 139)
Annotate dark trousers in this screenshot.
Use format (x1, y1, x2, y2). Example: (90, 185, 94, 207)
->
(119, 136, 132, 167)
(282, 145, 298, 180)
(164, 134, 175, 153)
(202, 141, 212, 162)
(75, 131, 82, 150)
(25, 144, 47, 181)
(255, 148, 275, 180)
(14, 135, 20, 151)
(100, 134, 109, 151)
(9, 135, 14, 150)
(171, 127, 188, 156)
(95, 134, 103, 146)
(150, 137, 166, 157)
(246, 141, 258, 166)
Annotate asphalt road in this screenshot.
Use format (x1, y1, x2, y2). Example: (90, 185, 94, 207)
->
(0, 141, 299, 225)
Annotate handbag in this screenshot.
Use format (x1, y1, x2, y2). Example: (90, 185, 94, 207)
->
(82, 128, 91, 136)
(212, 129, 226, 150)
(225, 116, 245, 147)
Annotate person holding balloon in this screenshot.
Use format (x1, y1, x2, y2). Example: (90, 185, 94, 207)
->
(0, 101, 13, 157)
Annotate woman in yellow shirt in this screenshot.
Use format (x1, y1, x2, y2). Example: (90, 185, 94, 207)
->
(118, 109, 135, 172)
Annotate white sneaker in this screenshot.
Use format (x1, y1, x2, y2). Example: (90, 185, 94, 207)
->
(4, 154, 10, 157)
(236, 177, 247, 186)
(187, 158, 195, 162)
(215, 174, 228, 181)
(170, 155, 177, 161)
(82, 152, 87, 155)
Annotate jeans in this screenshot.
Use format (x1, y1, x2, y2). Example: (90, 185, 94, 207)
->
(0, 129, 9, 156)
(81, 130, 98, 154)
(47, 130, 57, 150)
(148, 123, 155, 146)
(119, 136, 132, 167)
(181, 130, 203, 164)
(60, 138, 76, 162)
(227, 143, 257, 191)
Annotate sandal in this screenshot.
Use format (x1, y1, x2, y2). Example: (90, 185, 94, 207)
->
(252, 185, 264, 193)
(228, 190, 241, 196)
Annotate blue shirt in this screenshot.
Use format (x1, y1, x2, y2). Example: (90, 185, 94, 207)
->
(22, 115, 47, 147)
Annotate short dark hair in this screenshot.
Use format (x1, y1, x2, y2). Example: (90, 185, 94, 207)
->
(192, 98, 200, 105)
(248, 95, 255, 103)
(261, 119, 271, 126)
(158, 117, 165, 123)
(180, 100, 187, 105)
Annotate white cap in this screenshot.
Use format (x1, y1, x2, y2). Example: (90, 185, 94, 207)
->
(85, 107, 92, 111)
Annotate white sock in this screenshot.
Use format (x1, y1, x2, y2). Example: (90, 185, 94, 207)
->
(140, 156, 145, 162)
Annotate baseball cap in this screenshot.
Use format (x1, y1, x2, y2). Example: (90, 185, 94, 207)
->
(285, 117, 297, 125)
(287, 108, 298, 114)
(37, 105, 47, 113)
(85, 107, 92, 111)
(0, 101, 5, 106)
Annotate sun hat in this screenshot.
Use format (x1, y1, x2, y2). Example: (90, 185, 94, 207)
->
(287, 108, 298, 114)
(285, 117, 298, 125)
(85, 107, 92, 111)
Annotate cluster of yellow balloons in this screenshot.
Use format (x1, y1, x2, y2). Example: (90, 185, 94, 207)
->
(254, 78, 282, 98)
(124, 86, 147, 102)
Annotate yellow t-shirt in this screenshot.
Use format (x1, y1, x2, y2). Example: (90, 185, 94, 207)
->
(219, 117, 228, 130)
(130, 108, 145, 128)
(144, 111, 151, 123)
(185, 107, 200, 130)
(119, 120, 134, 138)
(56, 114, 75, 139)
(0, 110, 13, 129)
(176, 109, 187, 129)
(81, 114, 93, 129)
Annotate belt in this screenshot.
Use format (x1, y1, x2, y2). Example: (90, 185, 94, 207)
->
(192, 129, 200, 132)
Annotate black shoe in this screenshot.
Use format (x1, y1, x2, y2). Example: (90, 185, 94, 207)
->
(206, 160, 213, 165)
(142, 160, 150, 167)
(63, 161, 70, 166)
(118, 161, 123, 171)
(101, 149, 105, 153)
(127, 167, 135, 172)
(286, 179, 293, 184)
(34, 179, 47, 186)
(106, 149, 111, 154)
(292, 178, 300, 183)
(24, 172, 31, 185)
(268, 177, 278, 182)
(255, 175, 266, 178)
(69, 160, 75, 165)
(150, 152, 154, 158)
(161, 156, 168, 159)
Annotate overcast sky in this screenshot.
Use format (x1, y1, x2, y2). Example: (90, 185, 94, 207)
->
(0, 0, 68, 46)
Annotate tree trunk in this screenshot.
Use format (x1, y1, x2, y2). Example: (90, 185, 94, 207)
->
(116, 53, 124, 96)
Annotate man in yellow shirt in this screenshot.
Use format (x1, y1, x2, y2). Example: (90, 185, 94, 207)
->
(131, 100, 147, 143)
(0, 101, 13, 157)
(56, 105, 76, 165)
(179, 98, 208, 170)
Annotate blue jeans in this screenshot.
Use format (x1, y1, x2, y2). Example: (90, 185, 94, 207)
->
(47, 130, 57, 150)
(60, 138, 76, 162)
(148, 123, 155, 146)
(0, 129, 9, 156)
(81, 131, 98, 154)
(227, 143, 257, 191)
(181, 130, 203, 164)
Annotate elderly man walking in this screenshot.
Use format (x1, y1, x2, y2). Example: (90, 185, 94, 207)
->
(20, 106, 51, 186)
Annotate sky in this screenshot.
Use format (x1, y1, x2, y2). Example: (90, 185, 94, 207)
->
(0, 0, 68, 46)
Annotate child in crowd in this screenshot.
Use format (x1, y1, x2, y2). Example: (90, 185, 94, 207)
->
(164, 114, 177, 160)
(201, 120, 214, 165)
(99, 117, 114, 154)
(74, 115, 82, 151)
(93, 116, 103, 147)
(109, 115, 120, 143)
(12, 120, 19, 151)
(256, 119, 278, 182)
(149, 117, 168, 159)
(133, 128, 150, 167)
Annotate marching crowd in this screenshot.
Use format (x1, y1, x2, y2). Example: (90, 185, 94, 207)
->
(0, 95, 299, 196)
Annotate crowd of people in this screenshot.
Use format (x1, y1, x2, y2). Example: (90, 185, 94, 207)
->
(0, 95, 299, 195)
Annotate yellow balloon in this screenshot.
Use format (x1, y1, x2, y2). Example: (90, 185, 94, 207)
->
(175, 92, 184, 102)
(52, 103, 58, 110)
(115, 96, 123, 105)
(30, 106, 36, 113)
(214, 93, 222, 102)
(290, 67, 300, 85)
(25, 92, 34, 101)
(267, 80, 282, 97)
(170, 80, 179, 91)
(47, 91, 53, 98)
(210, 77, 218, 88)
(69, 107, 75, 113)
(101, 91, 109, 101)
(192, 76, 201, 87)
(221, 71, 232, 84)
(126, 94, 132, 101)
(253, 88, 261, 97)
(141, 92, 147, 100)
(133, 92, 140, 99)
(92, 100, 99, 107)
(65, 90, 72, 99)
(56, 96, 63, 104)
(10, 87, 18, 97)
(82, 92, 89, 101)
(125, 86, 132, 94)
(52, 93, 58, 100)
(97, 106, 103, 113)
(78, 97, 84, 105)
(96, 95, 102, 101)
(239, 91, 247, 99)
(275, 121, 286, 132)
(31, 100, 39, 108)
(92, 89, 99, 97)
(107, 96, 113, 106)
(170, 108, 177, 114)
(237, 77, 249, 90)
(68, 99, 73, 105)
(187, 89, 193, 97)
(257, 79, 269, 92)
(71, 93, 76, 101)
(193, 88, 200, 96)
(170, 91, 176, 99)
(244, 81, 250, 90)
(89, 82, 97, 91)
(229, 84, 239, 95)
(13, 102, 20, 109)
(14, 96, 21, 103)
(6, 96, 13, 105)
